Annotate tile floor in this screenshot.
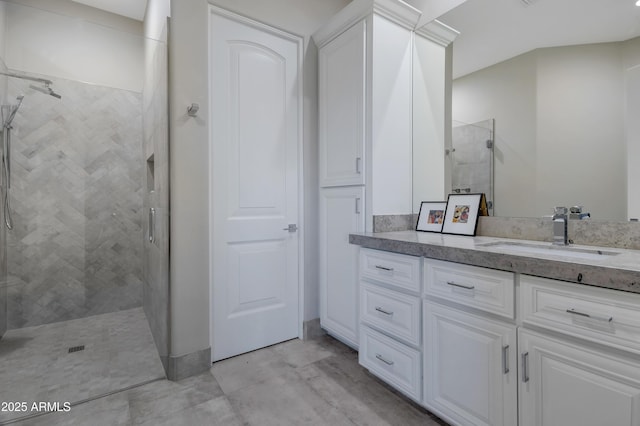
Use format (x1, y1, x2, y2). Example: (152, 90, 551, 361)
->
(0, 308, 166, 424)
(7, 335, 448, 426)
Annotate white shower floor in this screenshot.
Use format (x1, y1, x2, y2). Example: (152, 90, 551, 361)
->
(0, 307, 165, 424)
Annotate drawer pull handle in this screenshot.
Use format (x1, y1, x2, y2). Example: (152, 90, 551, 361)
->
(375, 306, 394, 316)
(502, 345, 510, 374)
(375, 265, 394, 272)
(375, 353, 394, 366)
(521, 352, 529, 383)
(566, 308, 613, 323)
(446, 281, 475, 290)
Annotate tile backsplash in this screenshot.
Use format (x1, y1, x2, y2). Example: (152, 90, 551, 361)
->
(477, 217, 640, 250)
(373, 214, 416, 232)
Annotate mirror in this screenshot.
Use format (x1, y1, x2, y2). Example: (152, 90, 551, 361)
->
(435, 0, 640, 221)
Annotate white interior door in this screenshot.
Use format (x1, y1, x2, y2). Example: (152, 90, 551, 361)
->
(210, 8, 301, 362)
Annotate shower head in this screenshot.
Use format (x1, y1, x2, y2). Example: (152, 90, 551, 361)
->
(29, 83, 62, 99)
(2, 95, 24, 128)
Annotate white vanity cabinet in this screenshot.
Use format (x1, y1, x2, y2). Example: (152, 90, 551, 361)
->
(519, 276, 640, 426)
(518, 328, 640, 426)
(423, 259, 518, 426)
(358, 248, 423, 402)
(319, 186, 365, 348)
(352, 238, 640, 426)
(318, 20, 365, 188)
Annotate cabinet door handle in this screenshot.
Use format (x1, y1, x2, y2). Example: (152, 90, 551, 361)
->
(375, 353, 394, 366)
(566, 308, 613, 323)
(521, 352, 529, 383)
(502, 345, 510, 374)
(446, 281, 475, 290)
(356, 157, 362, 174)
(355, 198, 361, 214)
(375, 306, 394, 316)
(375, 265, 394, 272)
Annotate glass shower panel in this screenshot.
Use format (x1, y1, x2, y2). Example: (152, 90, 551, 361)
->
(0, 1, 168, 422)
(142, 32, 170, 375)
(450, 118, 495, 214)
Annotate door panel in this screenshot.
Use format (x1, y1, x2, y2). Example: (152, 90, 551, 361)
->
(424, 301, 518, 426)
(319, 186, 364, 348)
(318, 20, 366, 187)
(227, 240, 287, 317)
(519, 329, 640, 426)
(210, 9, 301, 361)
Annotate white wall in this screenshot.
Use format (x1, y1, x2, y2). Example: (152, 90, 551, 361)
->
(0, 1, 7, 104)
(144, 0, 170, 42)
(535, 43, 625, 220)
(5, 0, 142, 33)
(4, 0, 143, 92)
(169, 0, 349, 358)
(143, 0, 169, 101)
(627, 65, 640, 220)
(371, 15, 413, 217)
(413, 34, 448, 211)
(453, 42, 628, 220)
(625, 38, 640, 220)
(0, 1, 6, 64)
(453, 51, 537, 217)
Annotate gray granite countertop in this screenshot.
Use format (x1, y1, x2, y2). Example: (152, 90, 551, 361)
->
(349, 231, 640, 294)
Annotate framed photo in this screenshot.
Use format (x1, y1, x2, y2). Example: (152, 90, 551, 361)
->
(416, 201, 447, 233)
(441, 193, 485, 236)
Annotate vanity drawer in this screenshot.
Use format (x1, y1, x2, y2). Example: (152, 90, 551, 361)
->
(360, 282, 421, 347)
(424, 259, 515, 319)
(359, 325, 421, 402)
(521, 275, 640, 354)
(360, 249, 421, 294)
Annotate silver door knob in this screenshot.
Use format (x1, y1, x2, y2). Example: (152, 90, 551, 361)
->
(283, 224, 298, 232)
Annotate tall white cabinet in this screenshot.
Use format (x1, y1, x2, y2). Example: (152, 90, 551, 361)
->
(314, 0, 420, 348)
(314, 0, 457, 348)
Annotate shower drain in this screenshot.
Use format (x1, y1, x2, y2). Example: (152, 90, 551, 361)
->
(68, 345, 85, 353)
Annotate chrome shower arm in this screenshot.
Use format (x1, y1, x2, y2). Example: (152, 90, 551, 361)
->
(0, 70, 53, 86)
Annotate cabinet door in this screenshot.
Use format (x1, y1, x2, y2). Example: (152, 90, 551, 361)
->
(424, 301, 517, 426)
(519, 329, 640, 426)
(319, 187, 365, 348)
(318, 20, 365, 187)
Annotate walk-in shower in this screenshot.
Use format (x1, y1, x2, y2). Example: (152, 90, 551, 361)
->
(0, 0, 169, 423)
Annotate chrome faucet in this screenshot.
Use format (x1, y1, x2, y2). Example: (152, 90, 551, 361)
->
(552, 206, 569, 246)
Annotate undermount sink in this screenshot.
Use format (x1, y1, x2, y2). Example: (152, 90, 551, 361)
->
(479, 241, 620, 261)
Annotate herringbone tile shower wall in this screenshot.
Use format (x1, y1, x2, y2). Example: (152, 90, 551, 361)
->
(6, 74, 143, 329)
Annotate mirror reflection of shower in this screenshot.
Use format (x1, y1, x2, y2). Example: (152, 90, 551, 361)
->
(0, 70, 62, 229)
(449, 118, 495, 214)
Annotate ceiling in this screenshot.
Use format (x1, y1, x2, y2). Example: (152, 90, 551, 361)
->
(437, 0, 640, 79)
(69, 0, 640, 74)
(71, 0, 148, 21)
